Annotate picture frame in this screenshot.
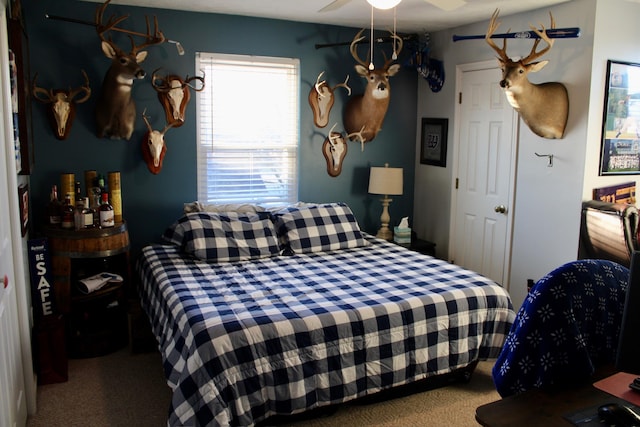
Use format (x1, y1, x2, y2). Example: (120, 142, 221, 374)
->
(420, 118, 448, 167)
(599, 60, 640, 175)
(18, 183, 28, 237)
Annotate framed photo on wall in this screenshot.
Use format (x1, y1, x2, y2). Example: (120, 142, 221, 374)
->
(599, 60, 640, 175)
(420, 118, 448, 167)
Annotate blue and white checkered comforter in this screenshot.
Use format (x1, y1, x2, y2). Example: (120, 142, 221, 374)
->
(136, 235, 514, 426)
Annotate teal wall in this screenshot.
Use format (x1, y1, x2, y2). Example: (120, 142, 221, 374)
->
(24, 0, 418, 253)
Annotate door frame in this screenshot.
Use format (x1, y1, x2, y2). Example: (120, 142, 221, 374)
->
(448, 60, 519, 290)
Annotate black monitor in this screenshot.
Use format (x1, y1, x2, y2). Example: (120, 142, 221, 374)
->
(616, 250, 640, 375)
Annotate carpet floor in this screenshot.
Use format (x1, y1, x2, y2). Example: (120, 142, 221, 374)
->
(27, 348, 501, 426)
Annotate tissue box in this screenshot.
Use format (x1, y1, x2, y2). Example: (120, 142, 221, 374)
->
(393, 227, 411, 244)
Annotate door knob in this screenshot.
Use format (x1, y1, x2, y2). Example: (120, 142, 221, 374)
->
(494, 205, 507, 214)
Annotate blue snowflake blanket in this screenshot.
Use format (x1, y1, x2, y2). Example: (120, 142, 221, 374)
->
(492, 259, 629, 397)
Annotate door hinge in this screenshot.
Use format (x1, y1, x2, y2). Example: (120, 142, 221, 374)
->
(459, 92, 462, 104)
(455, 178, 459, 189)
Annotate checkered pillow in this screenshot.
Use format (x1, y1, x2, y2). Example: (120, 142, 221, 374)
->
(272, 202, 369, 254)
(162, 212, 280, 262)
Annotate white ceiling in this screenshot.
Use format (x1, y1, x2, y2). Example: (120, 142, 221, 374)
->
(82, 0, 573, 33)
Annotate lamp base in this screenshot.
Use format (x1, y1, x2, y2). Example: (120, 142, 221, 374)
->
(376, 196, 393, 241)
(376, 226, 393, 241)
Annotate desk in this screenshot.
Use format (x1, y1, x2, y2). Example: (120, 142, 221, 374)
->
(476, 378, 639, 427)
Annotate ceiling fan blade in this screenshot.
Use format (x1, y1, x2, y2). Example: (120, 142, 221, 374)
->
(424, 0, 466, 11)
(319, 0, 353, 12)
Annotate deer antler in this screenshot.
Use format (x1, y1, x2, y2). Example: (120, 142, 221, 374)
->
(350, 29, 368, 68)
(142, 108, 153, 133)
(68, 70, 92, 104)
(485, 9, 510, 62)
(32, 74, 55, 103)
(315, 71, 327, 99)
(348, 126, 367, 152)
(95, 0, 165, 53)
(334, 75, 351, 96)
(383, 32, 404, 69)
(151, 68, 171, 92)
(521, 12, 556, 64)
(184, 70, 206, 91)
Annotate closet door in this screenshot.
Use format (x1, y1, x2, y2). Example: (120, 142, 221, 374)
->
(0, 2, 28, 425)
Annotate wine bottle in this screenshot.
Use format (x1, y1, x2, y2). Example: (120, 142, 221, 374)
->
(99, 192, 115, 228)
(47, 185, 62, 226)
(61, 193, 75, 229)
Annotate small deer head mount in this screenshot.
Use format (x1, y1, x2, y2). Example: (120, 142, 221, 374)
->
(322, 123, 367, 177)
(32, 70, 91, 140)
(151, 68, 205, 127)
(308, 71, 351, 128)
(485, 9, 569, 139)
(94, 0, 165, 140)
(343, 29, 403, 144)
(141, 109, 175, 174)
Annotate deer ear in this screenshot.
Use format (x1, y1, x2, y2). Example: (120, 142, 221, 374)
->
(528, 60, 549, 73)
(136, 51, 149, 63)
(101, 41, 117, 59)
(387, 64, 401, 76)
(354, 65, 369, 77)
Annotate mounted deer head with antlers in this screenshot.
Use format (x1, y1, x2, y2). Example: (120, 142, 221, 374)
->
(151, 69, 205, 127)
(343, 29, 402, 143)
(321, 123, 367, 177)
(309, 71, 351, 128)
(94, 0, 165, 140)
(485, 9, 569, 139)
(141, 109, 175, 174)
(32, 70, 91, 140)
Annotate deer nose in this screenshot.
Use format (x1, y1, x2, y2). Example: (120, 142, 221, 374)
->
(377, 83, 386, 91)
(500, 80, 508, 88)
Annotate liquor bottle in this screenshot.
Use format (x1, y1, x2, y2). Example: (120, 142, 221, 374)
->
(61, 193, 75, 229)
(108, 171, 122, 223)
(73, 197, 84, 231)
(90, 175, 102, 209)
(99, 192, 115, 228)
(81, 197, 95, 229)
(47, 184, 62, 226)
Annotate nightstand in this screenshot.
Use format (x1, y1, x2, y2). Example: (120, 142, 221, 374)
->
(395, 237, 436, 257)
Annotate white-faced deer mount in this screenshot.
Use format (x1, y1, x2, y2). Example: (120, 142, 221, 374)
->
(151, 68, 205, 127)
(322, 123, 367, 177)
(32, 70, 91, 140)
(485, 9, 569, 139)
(94, 0, 165, 140)
(343, 29, 402, 144)
(309, 71, 351, 128)
(141, 110, 175, 174)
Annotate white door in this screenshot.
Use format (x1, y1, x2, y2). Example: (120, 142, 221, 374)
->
(0, 2, 28, 425)
(450, 63, 517, 286)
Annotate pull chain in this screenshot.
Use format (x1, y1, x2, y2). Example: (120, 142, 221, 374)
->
(369, 6, 375, 70)
(392, 6, 398, 60)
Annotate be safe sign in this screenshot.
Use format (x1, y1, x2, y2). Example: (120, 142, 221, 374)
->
(28, 238, 56, 318)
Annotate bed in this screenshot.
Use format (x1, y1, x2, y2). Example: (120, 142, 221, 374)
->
(136, 202, 515, 426)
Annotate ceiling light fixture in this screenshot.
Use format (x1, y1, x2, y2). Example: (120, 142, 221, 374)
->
(366, 0, 402, 10)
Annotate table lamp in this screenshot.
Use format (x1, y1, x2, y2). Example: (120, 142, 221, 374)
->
(368, 163, 403, 240)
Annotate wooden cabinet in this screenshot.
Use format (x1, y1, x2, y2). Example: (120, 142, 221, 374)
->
(45, 223, 130, 358)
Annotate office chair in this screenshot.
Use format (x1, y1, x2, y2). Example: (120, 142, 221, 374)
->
(492, 259, 629, 397)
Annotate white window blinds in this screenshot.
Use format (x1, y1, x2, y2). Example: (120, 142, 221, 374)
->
(195, 52, 299, 207)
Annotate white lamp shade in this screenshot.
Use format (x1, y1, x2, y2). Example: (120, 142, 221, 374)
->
(367, 0, 402, 9)
(369, 165, 403, 195)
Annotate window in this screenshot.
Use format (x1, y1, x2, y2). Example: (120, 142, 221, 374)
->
(196, 52, 299, 207)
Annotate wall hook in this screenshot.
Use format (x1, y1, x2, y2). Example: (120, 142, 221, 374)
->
(535, 152, 554, 167)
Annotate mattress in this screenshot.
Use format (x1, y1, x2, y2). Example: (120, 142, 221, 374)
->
(136, 234, 514, 426)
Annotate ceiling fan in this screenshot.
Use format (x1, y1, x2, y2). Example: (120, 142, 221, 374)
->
(319, 0, 467, 13)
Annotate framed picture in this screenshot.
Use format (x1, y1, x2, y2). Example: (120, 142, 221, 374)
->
(18, 183, 28, 237)
(599, 60, 640, 175)
(420, 118, 448, 167)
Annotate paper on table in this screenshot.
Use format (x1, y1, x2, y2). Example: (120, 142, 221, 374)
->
(77, 272, 123, 294)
